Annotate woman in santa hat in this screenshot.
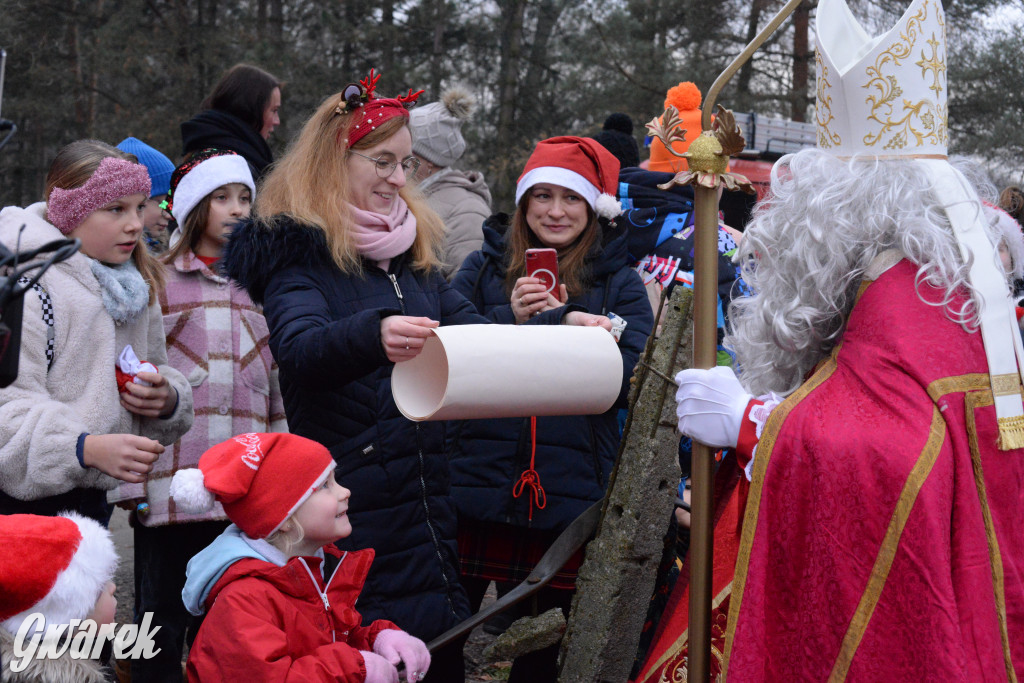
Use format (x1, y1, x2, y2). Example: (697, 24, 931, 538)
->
(448, 136, 653, 682)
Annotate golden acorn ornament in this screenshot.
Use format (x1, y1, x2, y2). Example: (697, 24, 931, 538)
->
(684, 132, 729, 175)
(648, 104, 756, 194)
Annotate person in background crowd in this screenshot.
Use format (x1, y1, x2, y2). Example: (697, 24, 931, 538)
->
(181, 64, 281, 182)
(448, 136, 652, 682)
(998, 186, 1024, 299)
(0, 513, 120, 682)
(408, 86, 491, 279)
(0, 140, 193, 523)
(618, 79, 748, 536)
(117, 136, 175, 254)
(222, 72, 611, 682)
(592, 113, 640, 169)
(108, 149, 286, 683)
(172, 433, 431, 682)
(1000, 185, 1024, 228)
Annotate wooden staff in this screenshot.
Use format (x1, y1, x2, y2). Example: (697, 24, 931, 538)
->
(684, 1, 805, 678)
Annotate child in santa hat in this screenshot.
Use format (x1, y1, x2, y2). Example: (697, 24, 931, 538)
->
(0, 512, 119, 682)
(170, 432, 430, 682)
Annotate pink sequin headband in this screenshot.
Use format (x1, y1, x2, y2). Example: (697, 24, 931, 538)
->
(335, 70, 424, 148)
(47, 156, 152, 235)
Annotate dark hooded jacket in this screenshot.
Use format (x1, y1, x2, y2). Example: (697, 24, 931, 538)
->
(618, 167, 748, 334)
(447, 217, 653, 531)
(181, 109, 274, 181)
(221, 217, 570, 640)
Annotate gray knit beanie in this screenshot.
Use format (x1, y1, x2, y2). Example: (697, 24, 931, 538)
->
(409, 87, 475, 167)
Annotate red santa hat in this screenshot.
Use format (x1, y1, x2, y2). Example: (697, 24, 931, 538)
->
(515, 136, 623, 220)
(170, 433, 336, 539)
(0, 513, 117, 636)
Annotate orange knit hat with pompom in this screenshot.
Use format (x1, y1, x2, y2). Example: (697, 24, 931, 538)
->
(648, 82, 705, 173)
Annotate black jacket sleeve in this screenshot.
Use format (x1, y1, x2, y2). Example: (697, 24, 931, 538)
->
(606, 269, 655, 407)
(262, 265, 397, 389)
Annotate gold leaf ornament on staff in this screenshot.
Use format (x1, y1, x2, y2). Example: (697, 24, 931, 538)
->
(646, 104, 757, 194)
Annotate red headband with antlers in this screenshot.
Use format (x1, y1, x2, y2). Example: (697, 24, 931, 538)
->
(336, 69, 424, 147)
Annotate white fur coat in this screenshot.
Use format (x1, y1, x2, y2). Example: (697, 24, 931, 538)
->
(0, 628, 111, 683)
(0, 203, 193, 501)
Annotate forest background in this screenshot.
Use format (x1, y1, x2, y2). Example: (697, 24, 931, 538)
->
(0, 0, 1022, 211)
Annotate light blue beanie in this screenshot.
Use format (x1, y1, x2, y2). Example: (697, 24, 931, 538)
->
(116, 137, 175, 198)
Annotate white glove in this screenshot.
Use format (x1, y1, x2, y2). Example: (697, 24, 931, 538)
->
(675, 366, 752, 449)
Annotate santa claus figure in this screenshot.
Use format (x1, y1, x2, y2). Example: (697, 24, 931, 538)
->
(636, 0, 1024, 679)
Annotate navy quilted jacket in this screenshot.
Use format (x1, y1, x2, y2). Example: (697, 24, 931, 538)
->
(222, 217, 566, 640)
(447, 218, 653, 532)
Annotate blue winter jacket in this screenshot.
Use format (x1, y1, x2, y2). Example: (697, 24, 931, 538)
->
(447, 218, 653, 532)
(223, 218, 573, 641)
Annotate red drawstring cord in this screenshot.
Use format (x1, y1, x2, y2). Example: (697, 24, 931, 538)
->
(512, 416, 547, 521)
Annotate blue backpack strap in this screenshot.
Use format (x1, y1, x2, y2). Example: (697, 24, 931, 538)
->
(16, 277, 54, 370)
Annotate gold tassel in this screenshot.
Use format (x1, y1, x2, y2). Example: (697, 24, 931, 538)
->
(997, 415, 1024, 450)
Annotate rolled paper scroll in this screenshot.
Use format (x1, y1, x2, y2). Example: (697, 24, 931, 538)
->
(392, 324, 623, 421)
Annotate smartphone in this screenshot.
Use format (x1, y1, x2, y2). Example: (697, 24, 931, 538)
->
(525, 248, 560, 294)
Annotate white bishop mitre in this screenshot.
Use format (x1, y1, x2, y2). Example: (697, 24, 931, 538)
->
(815, 0, 1024, 448)
(815, 0, 947, 156)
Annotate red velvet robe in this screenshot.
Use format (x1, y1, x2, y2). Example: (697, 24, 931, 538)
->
(637, 259, 1024, 682)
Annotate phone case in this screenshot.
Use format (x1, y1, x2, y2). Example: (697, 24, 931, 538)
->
(526, 248, 560, 294)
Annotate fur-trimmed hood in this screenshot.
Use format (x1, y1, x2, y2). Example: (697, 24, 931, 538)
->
(222, 218, 339, 306)
(0, 628, 111, 683)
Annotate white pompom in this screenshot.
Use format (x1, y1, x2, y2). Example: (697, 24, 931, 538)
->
(169, 468, 214, 514)
(595, 193, 623, 219)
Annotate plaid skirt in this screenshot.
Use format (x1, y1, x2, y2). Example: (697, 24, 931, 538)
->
(457, 519, 583, 591)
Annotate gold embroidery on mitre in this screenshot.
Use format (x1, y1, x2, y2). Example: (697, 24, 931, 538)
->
(862, 0, 948, 150)
(816, 51, 842, 149)
(990, 373, 1022, 397)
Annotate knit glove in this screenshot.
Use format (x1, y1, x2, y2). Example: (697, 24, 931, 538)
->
(360, 651, 399, 683)
(373, 629, 431, 682)
(675, 366, 753, 449)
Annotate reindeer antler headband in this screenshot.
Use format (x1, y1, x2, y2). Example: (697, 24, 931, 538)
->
(335, 69, 424, 148)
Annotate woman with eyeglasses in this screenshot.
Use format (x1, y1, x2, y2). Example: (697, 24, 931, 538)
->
(222, 72, 611, 682)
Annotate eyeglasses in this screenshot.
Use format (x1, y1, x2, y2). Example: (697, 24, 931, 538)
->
(348, 150, 421, 179)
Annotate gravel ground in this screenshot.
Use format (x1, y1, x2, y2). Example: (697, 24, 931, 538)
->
(110, 508, 509, 681)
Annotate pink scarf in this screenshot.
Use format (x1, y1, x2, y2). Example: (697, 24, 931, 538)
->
(349, 197, 418, 270)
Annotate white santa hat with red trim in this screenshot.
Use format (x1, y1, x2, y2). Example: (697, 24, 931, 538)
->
(170, 432, 336, 539)
(515, 136, 623, 220)
(0, 513, 117, 636)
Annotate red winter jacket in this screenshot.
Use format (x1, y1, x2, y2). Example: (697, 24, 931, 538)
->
(186, 546, 399, 682)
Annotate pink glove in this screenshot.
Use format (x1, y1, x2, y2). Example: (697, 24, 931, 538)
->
(373, 629, 431, 682)
(360, 650, 398, 683)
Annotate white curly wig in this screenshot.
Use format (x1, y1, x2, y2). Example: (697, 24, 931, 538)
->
(726, 149, 1003, 397)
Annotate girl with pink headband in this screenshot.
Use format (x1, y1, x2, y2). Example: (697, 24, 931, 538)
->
(0, 139, 193, 523)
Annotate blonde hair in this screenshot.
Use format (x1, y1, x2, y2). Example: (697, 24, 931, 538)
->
(503, 194, 599, 298)
(265, 515, 305, 554)
(45, 139, 165, 302)
(255, 93, 444, 274)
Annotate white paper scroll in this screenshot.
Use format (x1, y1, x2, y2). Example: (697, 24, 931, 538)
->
(391, 324, 623, 421)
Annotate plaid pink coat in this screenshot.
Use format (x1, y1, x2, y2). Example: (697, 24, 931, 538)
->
(133, 251, 287, 526)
